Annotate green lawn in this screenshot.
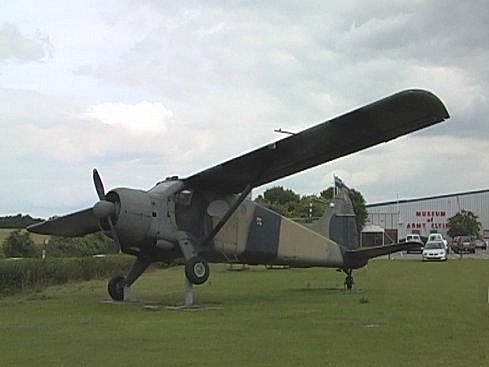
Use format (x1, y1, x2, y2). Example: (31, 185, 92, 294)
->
(1, 259, 489, 366)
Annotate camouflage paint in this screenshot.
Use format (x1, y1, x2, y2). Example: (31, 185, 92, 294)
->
(213, 199, 345, 267)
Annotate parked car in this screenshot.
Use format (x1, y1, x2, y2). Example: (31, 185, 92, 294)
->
(426, 233, 449, 254)
(427, 233, 447, 245)
(405, 234, 423, 254)
(473, 238, 487, 250)
(422, 241, 448, 261)
(451, 236, 476, 254)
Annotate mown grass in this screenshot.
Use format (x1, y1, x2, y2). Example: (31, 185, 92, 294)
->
(0, 259, 489, 366)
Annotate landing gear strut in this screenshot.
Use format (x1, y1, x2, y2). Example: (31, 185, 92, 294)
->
(107, 254, 151, 301)
(343, 268, 354, 291)
(178, 232, 210, 285)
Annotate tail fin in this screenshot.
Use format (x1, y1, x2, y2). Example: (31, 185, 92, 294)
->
(311, 176, 359, 250)
(311, 177, 420, 269)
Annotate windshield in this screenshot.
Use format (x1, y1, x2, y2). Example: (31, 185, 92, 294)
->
(425, 242, 443, 249)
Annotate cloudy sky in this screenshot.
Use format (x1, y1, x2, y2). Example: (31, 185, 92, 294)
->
(1, 0, 488, 217)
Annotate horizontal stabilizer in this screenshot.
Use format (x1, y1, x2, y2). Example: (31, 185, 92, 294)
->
(343, 241, 422, 268)
(27, 208, 100, 237)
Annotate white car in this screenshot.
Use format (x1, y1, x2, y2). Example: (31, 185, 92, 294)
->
(426, 233, 449, 254)
(406, 234, 423, 254)
(422, 241, 447, 261)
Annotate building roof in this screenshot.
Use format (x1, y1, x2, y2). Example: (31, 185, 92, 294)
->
(367, 188, 489, 208)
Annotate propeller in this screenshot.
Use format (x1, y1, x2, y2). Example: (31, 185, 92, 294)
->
(92, 168, 121, 252)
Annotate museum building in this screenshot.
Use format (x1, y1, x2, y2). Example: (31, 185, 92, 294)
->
(365, 188, 489, 244)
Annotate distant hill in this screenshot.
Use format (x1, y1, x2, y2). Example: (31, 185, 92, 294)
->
(0, 214, 44, 229)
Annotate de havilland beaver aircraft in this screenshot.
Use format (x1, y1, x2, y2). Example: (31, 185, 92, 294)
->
(28, 89, 449, 300)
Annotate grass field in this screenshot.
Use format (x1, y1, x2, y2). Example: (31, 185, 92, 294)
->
(1, 259, 489, 366)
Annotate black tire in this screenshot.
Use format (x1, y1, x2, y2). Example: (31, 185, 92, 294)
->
(185, 257, 210, 285)
(108, 275, 125, 301)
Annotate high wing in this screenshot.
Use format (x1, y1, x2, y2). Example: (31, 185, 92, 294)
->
(183, 89, 449, 193)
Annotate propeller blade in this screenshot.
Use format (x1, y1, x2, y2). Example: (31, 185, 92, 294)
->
(107, 216, 121, 253)
(93, 168, 105, 200)
(27, 208, 100, 237)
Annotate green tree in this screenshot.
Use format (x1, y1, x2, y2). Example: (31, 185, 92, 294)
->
(299, 195, 328, 219)
(255, 186, 301, 217)
(320, 187, 334, 201)
(349, 188, 368, 233)
(255, 185, 367, 231)
(263, 186, 300, 205)
(0, 214, 42, 228)
(2, 230, 39, 258)
(447, 210, 481, 237)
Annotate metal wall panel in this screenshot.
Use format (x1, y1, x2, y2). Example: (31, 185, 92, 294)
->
(366, 190, 489, 239)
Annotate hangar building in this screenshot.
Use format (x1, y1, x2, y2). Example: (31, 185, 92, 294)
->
(365, 189, 489, 245)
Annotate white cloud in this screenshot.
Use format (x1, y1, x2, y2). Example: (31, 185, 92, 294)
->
(1, 1, 489, 217)
(86, 101, 174, 134)
(0, 22, 50, 62)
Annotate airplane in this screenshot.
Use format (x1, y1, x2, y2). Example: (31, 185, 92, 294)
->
(28, 89, 449, 300)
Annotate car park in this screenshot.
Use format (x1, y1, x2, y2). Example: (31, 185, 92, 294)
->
(473, 238, 487, 250)
(451, 236, 476, 254)
(422, 241, 447, 261)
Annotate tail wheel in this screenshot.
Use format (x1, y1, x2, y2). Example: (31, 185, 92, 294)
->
(185, 257, 210, 285)
(108, 275, 125, 301)
(343, 268, 354, 291)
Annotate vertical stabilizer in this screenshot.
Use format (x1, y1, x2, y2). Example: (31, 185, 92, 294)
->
(310, 177, 359, 250)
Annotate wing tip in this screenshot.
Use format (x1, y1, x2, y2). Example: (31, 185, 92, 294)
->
(398, 88, 450, 120)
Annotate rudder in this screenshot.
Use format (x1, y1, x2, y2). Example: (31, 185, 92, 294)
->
(310, 177, 359, 250)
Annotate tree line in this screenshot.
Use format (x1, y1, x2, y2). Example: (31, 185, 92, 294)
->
(1, 187, 482, 259)
(2, 230, 118, 259)
(0, 214, 42, 229)
(254, 185, 368, 233)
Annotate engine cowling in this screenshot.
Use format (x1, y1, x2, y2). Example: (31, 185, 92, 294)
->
(107, 188, 155, 255)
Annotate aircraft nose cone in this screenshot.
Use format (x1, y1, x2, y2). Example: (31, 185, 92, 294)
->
(93, 200, 115, 219)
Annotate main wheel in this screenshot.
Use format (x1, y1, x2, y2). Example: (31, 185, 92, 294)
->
(108, 275, 125, 301)
(185, 257, 210, 285)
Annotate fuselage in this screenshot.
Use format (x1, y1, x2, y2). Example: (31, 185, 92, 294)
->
(108, 179, 345, 268)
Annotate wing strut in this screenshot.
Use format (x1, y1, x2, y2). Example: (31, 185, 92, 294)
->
(201, 183, 253, 247)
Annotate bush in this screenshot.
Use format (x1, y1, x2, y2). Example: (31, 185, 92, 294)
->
(44, 232, 119, 257)
(2, 230, 40, 258)
(0, 255, 134, 296)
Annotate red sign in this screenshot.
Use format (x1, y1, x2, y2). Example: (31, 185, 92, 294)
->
(407, 209, 449, 230)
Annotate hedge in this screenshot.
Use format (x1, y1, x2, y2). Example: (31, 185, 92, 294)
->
(0, 255, 134, 296)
